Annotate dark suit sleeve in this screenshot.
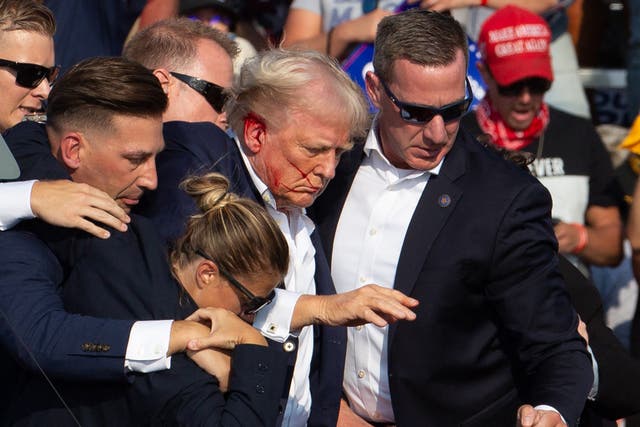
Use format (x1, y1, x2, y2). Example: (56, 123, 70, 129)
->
(487, 182, 593, 425)
(136, 345, 289, 426)
(138, 151, 196, 246)
(3, 121, 70, 181)
(559, 255, 640, 419)
(0, 230, 133, 381)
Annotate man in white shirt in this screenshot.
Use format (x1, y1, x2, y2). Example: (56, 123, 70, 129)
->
(311, 9, 593, 427)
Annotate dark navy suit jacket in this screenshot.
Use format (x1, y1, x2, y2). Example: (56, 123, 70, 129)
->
(1, 121, 289, 426)
(310, 128, 593, 426)
(558, 255, 640, 426)
(0, 122, 133, 386)
(139, 121, 347, 427)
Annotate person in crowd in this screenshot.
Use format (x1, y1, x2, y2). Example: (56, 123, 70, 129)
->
(2, 56, 291, 425)
(0, 0, 56, 131)
(461, 5, 623, 277)
(310, 9, 592, 426)
(627, 0, 640, 122)
(179, 0, 257, 78)
(283, 0, 590, 119)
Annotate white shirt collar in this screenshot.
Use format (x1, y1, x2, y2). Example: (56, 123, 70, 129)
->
(362, 122, 444, 181)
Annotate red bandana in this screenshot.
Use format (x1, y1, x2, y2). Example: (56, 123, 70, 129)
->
(476, 98, 550, 151)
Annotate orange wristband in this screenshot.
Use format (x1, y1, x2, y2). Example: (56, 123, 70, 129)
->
(571, 223, 588, 254)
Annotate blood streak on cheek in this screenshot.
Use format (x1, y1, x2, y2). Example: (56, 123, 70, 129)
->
(287, 160, 318, 189)
(266, 164, 290, 191)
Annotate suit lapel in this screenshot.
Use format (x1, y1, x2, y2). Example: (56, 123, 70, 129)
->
(388, 135, 468, 344)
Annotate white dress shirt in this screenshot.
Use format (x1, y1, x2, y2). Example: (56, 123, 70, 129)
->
(332, 128, 434, 423)
(332, 126, 573, 422)
(238, 139, 315, 427)
(0, 180, 36, 230)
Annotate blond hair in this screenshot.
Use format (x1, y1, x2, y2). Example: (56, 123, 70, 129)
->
(123, 17, 238, 71)
(227, 48, 370, 143)
(0, 0, 55, 37)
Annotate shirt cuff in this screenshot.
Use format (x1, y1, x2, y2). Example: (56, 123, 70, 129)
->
(124, 320, 173, 373)
(534, 405, 566, 425)
(586, 345, 599, 400)
(0, 180, 37, 230)
(253, 288, 302, 342)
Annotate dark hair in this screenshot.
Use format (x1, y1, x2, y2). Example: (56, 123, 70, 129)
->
(46, 56, 168, 134)
(373, 9, 468, 82)
(171, 172, 289, 279)
(0, 0, 55, 36)
(123, 17, 238, 71)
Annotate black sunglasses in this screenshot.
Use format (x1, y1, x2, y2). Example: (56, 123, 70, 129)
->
(170, 72, 228, 114)
(497, 77, 551, 97)
(0, 58, 60, 89)
(196, 250, 275, 315)
(380, 77, 473, 124)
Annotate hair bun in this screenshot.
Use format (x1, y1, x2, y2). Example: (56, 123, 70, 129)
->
(180, 172, 237, 212)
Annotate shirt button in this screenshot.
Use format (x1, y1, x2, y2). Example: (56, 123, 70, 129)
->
(355, 325, 363, 331)
(369, 228, 377, 236)
(359, 277, 366, 284)
(256, 384, 265, 394)
(357, 370, 366, 379)
(283, 341, 296, 352)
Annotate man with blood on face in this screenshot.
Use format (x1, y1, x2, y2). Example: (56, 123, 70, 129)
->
(137, 43, 420, 427)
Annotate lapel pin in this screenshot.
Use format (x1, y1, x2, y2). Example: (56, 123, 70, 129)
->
(438, 194, 451, 208)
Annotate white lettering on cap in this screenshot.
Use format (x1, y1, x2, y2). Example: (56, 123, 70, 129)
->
(488, 27, 515, 43)
(494, 38, 548, 57)
(488, 23, 550, 46)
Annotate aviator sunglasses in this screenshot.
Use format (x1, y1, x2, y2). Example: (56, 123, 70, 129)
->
(0, 58, 60, 89)
(196, 250, 275, 315)
(380, 77, 473, 124)
(170, 72, 229, 113)
(496, 77, 551, 97)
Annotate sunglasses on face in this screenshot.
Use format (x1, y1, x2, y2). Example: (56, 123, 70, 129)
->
(380, 77, 473, 124)
(170, 72, 229, 114)
(496, 77, 552, 97)
(196, 250, 275, 315)
(0, 58, 60, 89)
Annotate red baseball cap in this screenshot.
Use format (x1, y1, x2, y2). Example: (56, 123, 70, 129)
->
(478, 5, 553, 86)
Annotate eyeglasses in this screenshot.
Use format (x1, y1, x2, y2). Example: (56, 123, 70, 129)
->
(196, 250, 275, 315)
(380, 77, 473, 124)
(170, 72, 229, 114)
(496, 77, 551, 97)
(0, 58, 60, 89)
